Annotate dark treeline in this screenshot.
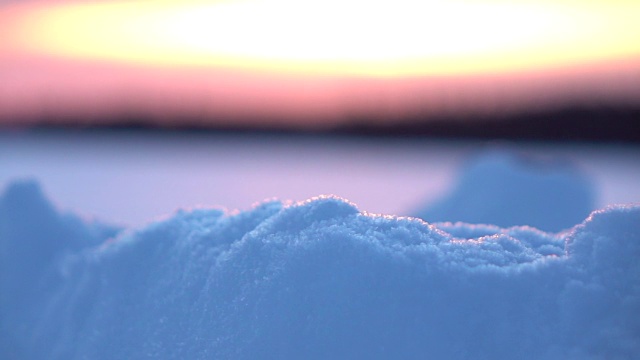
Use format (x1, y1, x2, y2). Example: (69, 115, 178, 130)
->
(9, 105, 640, 143)
(338, 105, 640, 143)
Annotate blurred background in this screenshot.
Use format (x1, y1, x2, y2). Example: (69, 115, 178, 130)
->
(1, 0, 639, 228)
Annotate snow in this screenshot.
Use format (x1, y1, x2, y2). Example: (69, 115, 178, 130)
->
(1, 179, 638, 359)
(0, 133, 461, 226)
(3, 132, 640, 227)
(413, 150, 595, 232)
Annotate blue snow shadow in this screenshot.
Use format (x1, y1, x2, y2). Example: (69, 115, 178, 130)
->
(414, 150, 595, 232)
(0, 178, 638, 359)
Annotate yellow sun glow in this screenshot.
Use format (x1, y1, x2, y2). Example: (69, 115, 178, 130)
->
(4, 0, 640, 76)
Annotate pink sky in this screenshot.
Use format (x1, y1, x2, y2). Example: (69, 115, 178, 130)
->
(2, 55, 638, 128)
(1, 0, 639, 128)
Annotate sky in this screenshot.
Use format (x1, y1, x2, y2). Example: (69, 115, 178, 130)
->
(1, 0, 639, 128)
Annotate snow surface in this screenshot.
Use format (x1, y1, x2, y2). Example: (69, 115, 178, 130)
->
(1, 180, 639, 359)
(414, 151, 595, 232)
(0, 133, 460, 226)
(3, 132, 640, 227)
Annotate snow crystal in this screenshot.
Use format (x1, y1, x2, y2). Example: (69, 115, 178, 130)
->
(1, 181, 638, 359)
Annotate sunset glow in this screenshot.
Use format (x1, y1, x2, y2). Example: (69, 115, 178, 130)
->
(4, 0, 640, 76)
(1, 0, 639, 126)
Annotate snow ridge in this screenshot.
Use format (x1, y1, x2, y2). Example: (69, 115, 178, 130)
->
(1, 181, 638, 359)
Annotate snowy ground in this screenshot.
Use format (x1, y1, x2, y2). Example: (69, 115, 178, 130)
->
(1, 131, 639, 359)
(1, 131, 639, 226)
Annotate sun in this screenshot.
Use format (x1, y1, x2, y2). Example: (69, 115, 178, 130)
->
(2, 0, 640, 76)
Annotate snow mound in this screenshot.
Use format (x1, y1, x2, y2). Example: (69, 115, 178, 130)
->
(414, 151, 595, 232)
(1, 182, 638, 359)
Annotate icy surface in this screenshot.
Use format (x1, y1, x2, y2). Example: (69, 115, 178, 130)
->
(1, 181, 638, 359)
(414, 151, 595, 232)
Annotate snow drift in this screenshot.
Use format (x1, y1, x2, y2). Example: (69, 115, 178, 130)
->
(414, 151, 595, 232)
(1, 180, 638, 359)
